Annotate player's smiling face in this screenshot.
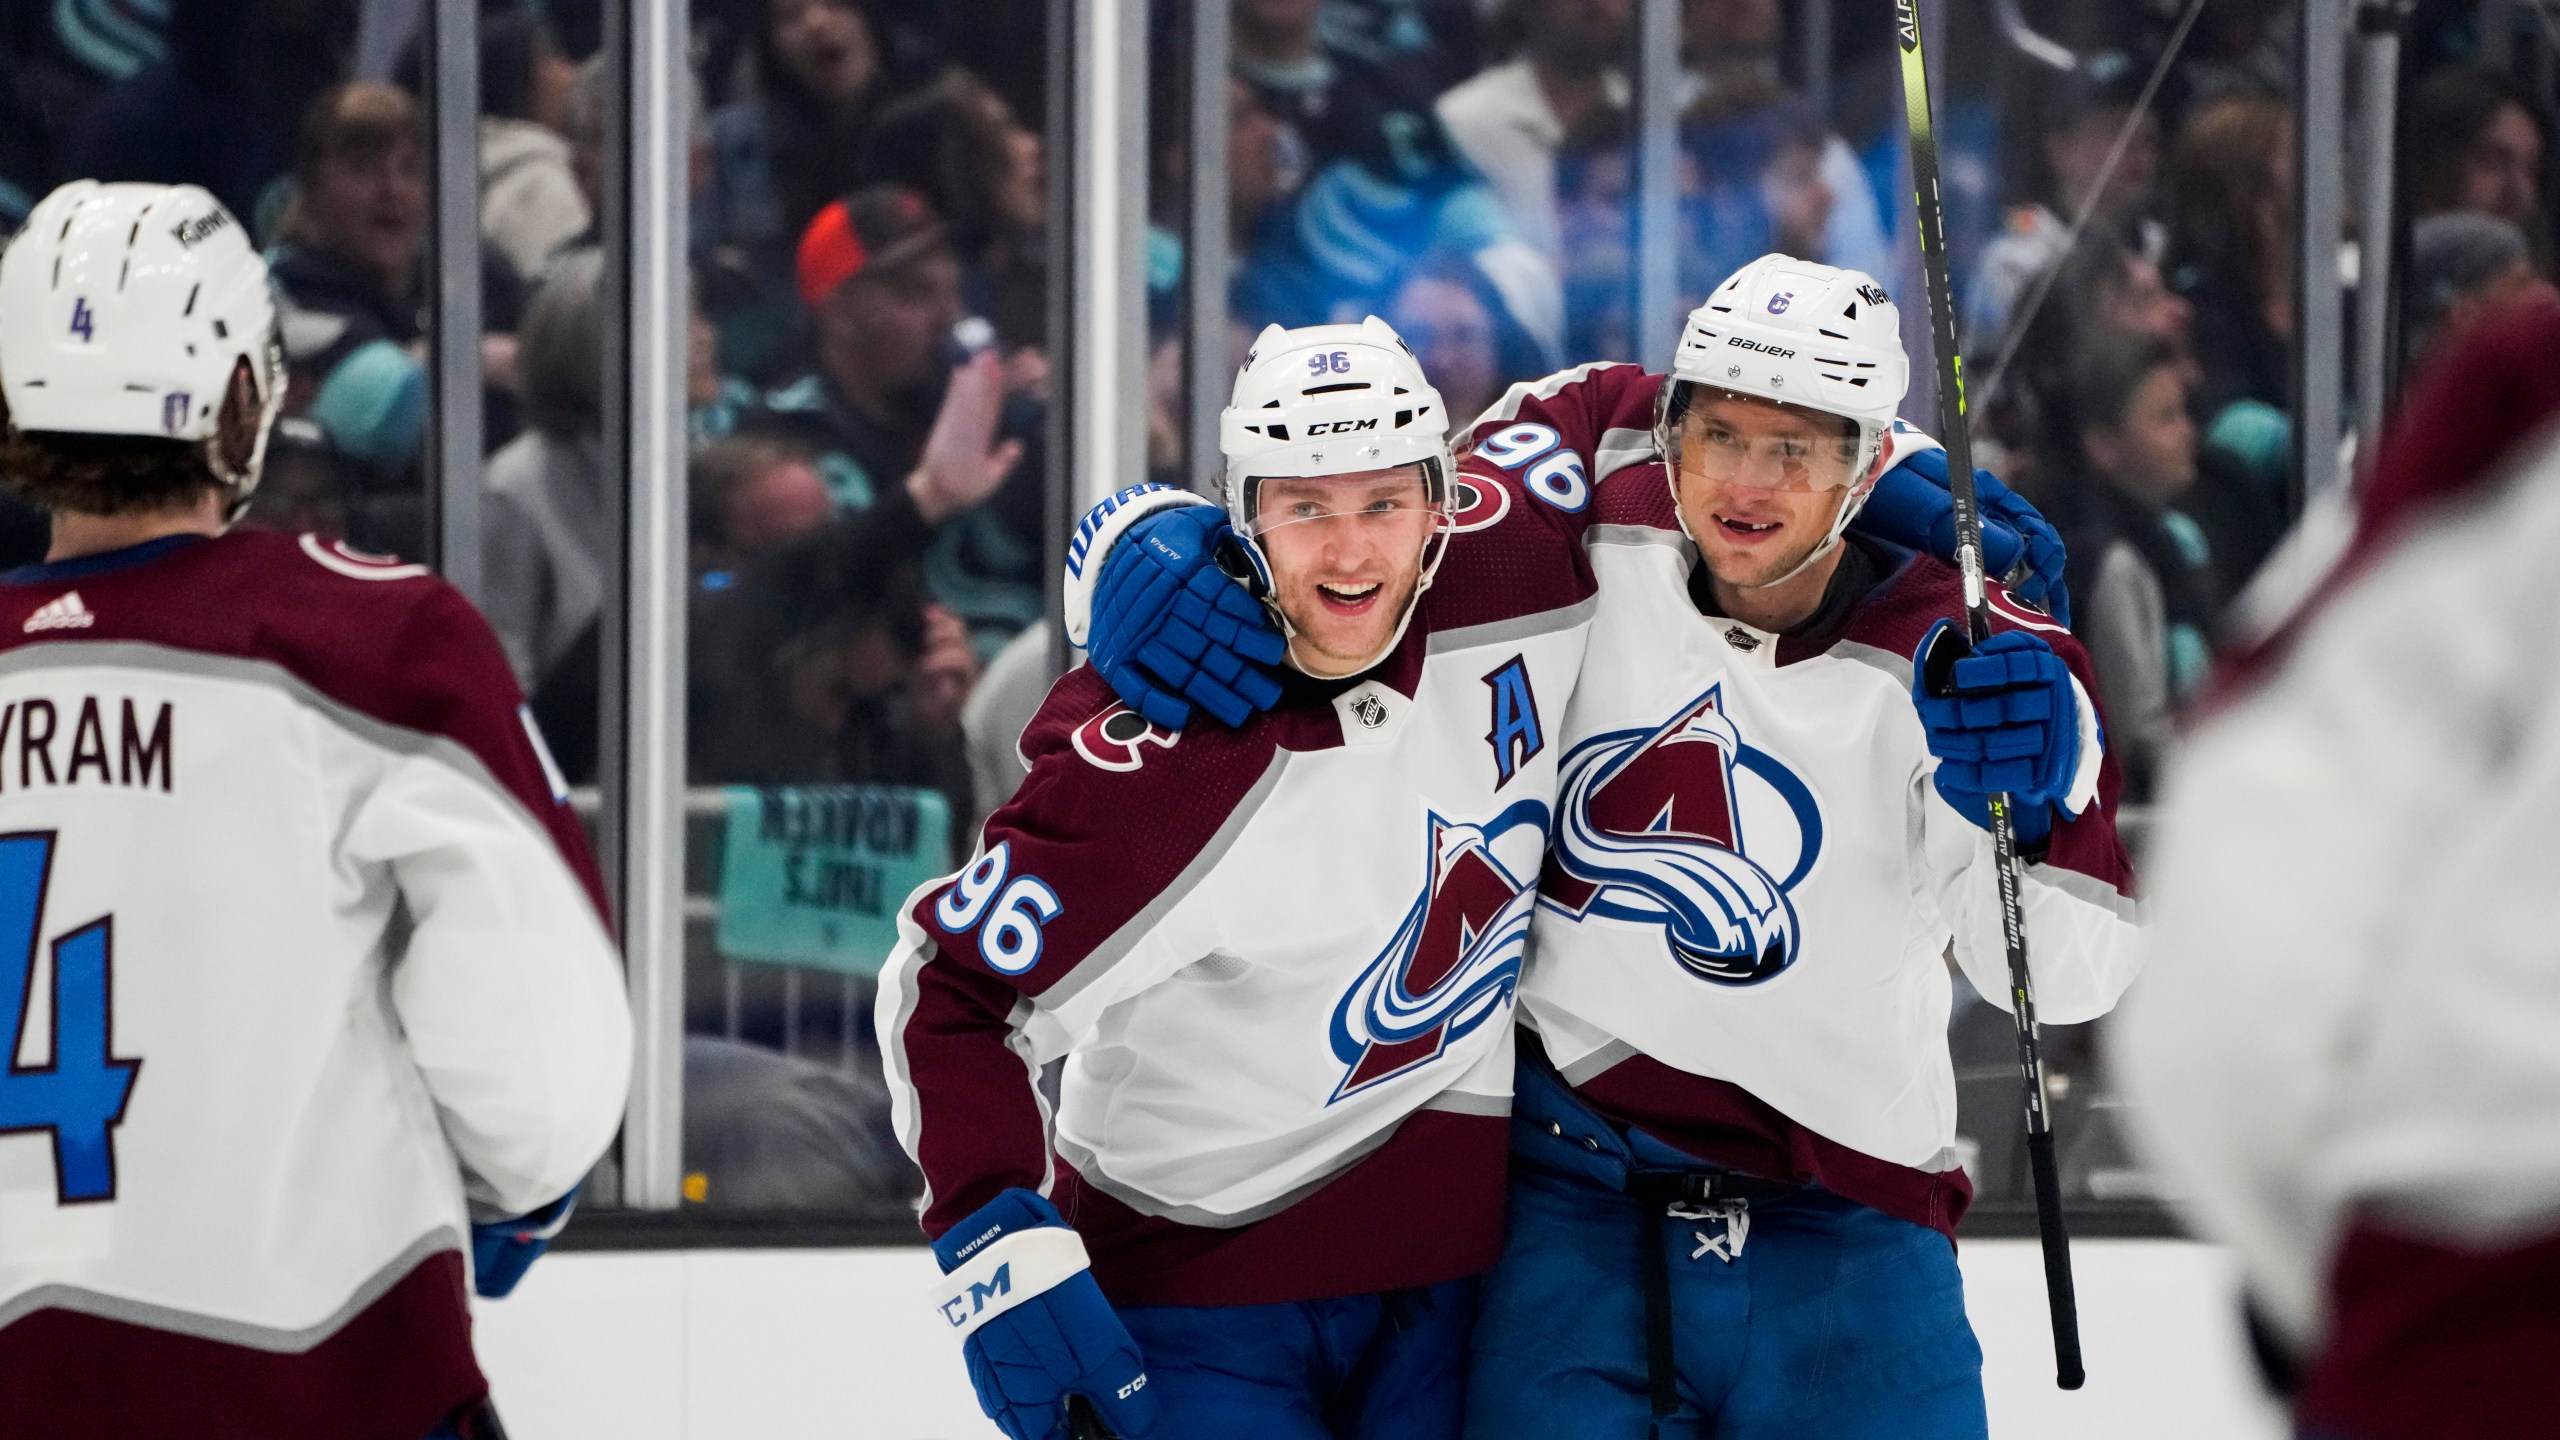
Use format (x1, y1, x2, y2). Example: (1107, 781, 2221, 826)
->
(1674, 391, 1868, 591)
(1252, 464, 1437, 678)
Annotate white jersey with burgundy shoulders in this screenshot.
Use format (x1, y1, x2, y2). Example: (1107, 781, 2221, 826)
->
(880, 463, 1597, 1308)
(0, 530, 631, 1440)
(1460, 362, 2144, 1235)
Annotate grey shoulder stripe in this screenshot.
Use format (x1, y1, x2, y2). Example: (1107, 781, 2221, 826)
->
(1555, 1038, 1642, 1088)
(0, 1226, 463, 1350)
(0, 640, 547, 840)
(1478, 362, 1618, 425)
(1428, 593, 1599, 653)
(1587, 524, 1692, 556)
(1032, 747, 1293, 1012)
(1823, 639, 1911, 686)
(1595, 428, 1659, 481)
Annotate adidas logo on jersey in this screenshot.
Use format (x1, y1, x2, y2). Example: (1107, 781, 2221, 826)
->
(23, 591, 95, 632)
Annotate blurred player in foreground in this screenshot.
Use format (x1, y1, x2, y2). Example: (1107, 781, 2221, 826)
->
(2122, 302, 2560, 1440)
(1078, 255, 2140, 1437)
(0, 181, 631, 1440)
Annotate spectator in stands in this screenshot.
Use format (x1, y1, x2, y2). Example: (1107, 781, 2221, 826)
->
(691, 372, 1023, 815)
(1323, 0, 1483, 96)
(482, 248, 608, 695)
(2055, 331, 2217, 801)
(1968, 53, 2165, 345)
(2164, 92, 2294, 426)
(2405, 65, 2552, 269)
(691, 434, 838, 582)
(1383, 254, 1544, 437)
(754, 186, 1047, 648)
(1229, 0, 1560, 365)
(1681, 0, 1894, 282)
(64, 0, 351, 227)
(457, 3, 589, 282)
(1435, 0, 1631, 264)
(1979, 220, 2193, 501)
(861, 68, 1046, 352)
(698, 0, 912, 379)
(268, 81, 528, 556)
(2407, 210, 2560, 369)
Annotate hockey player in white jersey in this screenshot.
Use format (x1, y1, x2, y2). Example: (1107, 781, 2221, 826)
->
(881, 317, 1599, 1440)
(2120, 303, 2560, 1440)
(1077, 256, 2138, 1438)
(0, 181, 632, 1440)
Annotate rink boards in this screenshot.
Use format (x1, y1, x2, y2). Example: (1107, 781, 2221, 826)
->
(472, 1239, 2286, 1438)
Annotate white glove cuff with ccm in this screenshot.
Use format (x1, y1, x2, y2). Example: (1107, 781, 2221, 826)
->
(927, 1224, 1095, 1339)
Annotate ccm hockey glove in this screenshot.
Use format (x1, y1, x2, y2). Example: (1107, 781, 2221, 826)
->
(1857, 445, 2074, 628)
(471, 1186, 578, 1299)
(1912, 619, 2081, 849)
(930, 1188, 1157, 1440)
(1088, 502, 1285, 729)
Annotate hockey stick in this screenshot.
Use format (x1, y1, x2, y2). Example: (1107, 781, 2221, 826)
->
(1892, 0, 2085, 1391)
(1067, 1395, 1116, 1439)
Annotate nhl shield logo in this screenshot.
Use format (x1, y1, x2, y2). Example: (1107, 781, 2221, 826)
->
(1542, 686, 1823, 985)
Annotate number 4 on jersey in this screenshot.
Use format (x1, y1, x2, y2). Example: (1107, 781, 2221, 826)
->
(0, 832, 140, 1203)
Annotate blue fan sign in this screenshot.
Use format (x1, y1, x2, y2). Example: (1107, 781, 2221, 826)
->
(716, 786, 953, 977)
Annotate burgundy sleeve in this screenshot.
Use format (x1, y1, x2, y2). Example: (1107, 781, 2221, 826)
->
(375, 584, 613, 925)
(1990, 597, 2137, 897)
(889, 673, 1276, 1235)
(1455, 363, 1665, 546)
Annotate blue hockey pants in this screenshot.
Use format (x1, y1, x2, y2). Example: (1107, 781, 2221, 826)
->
(1117, 1278, 1474, 1439)
(1466, 1072, 1988, 1440)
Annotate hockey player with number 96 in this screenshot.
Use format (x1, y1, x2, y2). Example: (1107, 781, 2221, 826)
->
(1075, 254, 2144, 1437)
(0, 182, 631, 1440)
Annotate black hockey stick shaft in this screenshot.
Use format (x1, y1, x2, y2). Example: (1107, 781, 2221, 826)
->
(1893, 0, 2084, 1390)
(1068, 1396, 1116, 1440)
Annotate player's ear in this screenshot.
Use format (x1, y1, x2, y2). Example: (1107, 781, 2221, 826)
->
(214, 357, 261, 477)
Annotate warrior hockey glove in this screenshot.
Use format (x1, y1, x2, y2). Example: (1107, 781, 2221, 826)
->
(471, 1186, 578, 1299)
(930, 1188, 1157, 1440)
(1088, 503, 1286, 730)
(1857, 446, 2074, 629)
(1912, 619, 2080, 849)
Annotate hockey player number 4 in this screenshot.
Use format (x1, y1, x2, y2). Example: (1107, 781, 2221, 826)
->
(0, 831, 140, 1204)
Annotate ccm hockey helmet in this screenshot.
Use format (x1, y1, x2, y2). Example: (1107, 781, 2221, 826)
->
(1656, 253, 1910, 580)
(1220, 316, 1457, 672)
(0, 181, 287, 513)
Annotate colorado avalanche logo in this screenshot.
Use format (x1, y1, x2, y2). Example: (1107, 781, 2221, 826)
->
(1542, 687, 1823, 985)
(1327, 804, 1543, 1103)
(1072, 704, 1178, 771)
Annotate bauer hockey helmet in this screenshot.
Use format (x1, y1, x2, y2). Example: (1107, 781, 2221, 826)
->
(1656, 253, 1910, 584)
(0, 181, 288, 514)
(1220, 316, 1457, 673)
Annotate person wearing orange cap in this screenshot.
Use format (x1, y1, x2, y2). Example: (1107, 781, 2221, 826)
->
(745, 183, 1045, 651)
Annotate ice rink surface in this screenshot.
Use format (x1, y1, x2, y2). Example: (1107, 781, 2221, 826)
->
(475, 1239, 2290, 1438)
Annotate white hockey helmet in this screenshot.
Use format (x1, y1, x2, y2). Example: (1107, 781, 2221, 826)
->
(1656, 253, 1909, 580)
(1220, 316, 1456, 672)
(0, 181, 287, 512)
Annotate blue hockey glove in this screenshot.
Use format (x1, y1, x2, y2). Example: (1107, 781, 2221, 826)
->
(471, 1186, 578, 1299)
(1912, 619, 2080, 849)
(1857, 446, 2073, 629)
(930, 1188, 1157, 1440)
(1088, 503, 1286, 730)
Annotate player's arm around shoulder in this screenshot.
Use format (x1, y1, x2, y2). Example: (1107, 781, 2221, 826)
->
(1456, 361, 1665, 538)
(1910, 581, 2144, 1024)
(332, 572, 632, 1219)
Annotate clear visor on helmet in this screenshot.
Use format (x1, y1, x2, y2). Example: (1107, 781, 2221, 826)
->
(1671, 385, 1865, 494)
(1241, 464, 1445, 545)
